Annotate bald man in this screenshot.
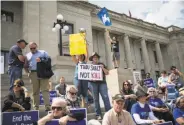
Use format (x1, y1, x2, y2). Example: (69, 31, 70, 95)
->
(25, 42, 50, 111)
(38, 98, 84, 125)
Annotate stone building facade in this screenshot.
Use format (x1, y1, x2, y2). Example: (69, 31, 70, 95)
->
(1, 1, 184, 84)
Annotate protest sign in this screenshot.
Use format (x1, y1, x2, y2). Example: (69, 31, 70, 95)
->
(46, 108, 87, 125)
(40, 91, 57, 105)
(2, 110, 39, 125)
(69, 33, 86, 55)
(78, 64, 103, 81)
(133, 71, 141, 84)
(46, 119, 59, 125)
(144, 78, 155, 88)
(156, 121, 173, 125)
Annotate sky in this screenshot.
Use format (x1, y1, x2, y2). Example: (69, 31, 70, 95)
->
(89, 0, 184, 28)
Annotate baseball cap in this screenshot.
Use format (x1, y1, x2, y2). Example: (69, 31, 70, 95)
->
(112, 94, 125, 101)
(17, 39, 28, 45)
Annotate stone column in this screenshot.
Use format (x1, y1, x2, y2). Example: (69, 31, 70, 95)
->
(124, 34, 133, 69)
(104, 29, 113, 69)
(117, 36, 125, 68)
(155, 42, 164, 70)
(22, 1, 40, 53)
(141, 38, 151, 73)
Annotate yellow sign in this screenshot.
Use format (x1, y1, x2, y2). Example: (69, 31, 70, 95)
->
(69, 33, 87, 55)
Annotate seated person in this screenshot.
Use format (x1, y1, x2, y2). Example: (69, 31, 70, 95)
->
(147, 87, 175, 124)
(2, 79, 31, 112)
(38, 98, 85, 125)
(120, 81, 137, 112)
(131, 89, 164, 125)
(65, 85, 80, 108)
(55, 77, 67, 97)
(173, 96, 184, 125)
(103, 94, 135, 125)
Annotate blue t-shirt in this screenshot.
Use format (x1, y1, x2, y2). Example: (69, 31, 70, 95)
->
(173, 108, 184, 125)
(131, 102, 151, 122)
(148, 97, 164, 107)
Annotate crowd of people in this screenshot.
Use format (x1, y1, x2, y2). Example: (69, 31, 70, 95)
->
(2, 38, 184, 125)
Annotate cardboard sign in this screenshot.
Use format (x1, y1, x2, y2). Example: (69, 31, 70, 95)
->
(46, 108, 87, 125)
(69, 33, 86, 55)
(78, 64, 103, 81)
(133, 71, 142, 84)
(156, 121, 173, 125)
(144, 78, 155, 88)
(40, 91, 57, 105)
(2, 110, 39, 125)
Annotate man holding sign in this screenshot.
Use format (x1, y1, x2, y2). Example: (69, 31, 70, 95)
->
(89, 52, 111, 120)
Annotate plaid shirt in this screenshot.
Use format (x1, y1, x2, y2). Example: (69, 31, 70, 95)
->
(66, 98, 80, 108)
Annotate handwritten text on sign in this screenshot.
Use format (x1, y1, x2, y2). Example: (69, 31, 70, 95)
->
(40, 91, 57, 105)
(2, 110, 39, 125)
(78, 64, 103, 81)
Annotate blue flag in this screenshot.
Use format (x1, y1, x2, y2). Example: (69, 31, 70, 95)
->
(97, 7, 112, 26)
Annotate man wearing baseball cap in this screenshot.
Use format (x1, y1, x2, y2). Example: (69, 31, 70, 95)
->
(102, 94, 135, 125)
(8, 39, 28, 91)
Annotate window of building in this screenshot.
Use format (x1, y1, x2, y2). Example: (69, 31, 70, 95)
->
(141, 69, 146, 79)
(64, 23, 74, 34)
(1, 10, 14, 22)
(61, 23, 74, 56)
(1, 51, 9, 74)
(140, 48, 143, 61)
(153, 51, 158, 63)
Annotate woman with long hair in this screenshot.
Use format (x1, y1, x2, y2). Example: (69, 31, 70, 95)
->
(120, 81, 136, 112)
(2, 79, 31, 112)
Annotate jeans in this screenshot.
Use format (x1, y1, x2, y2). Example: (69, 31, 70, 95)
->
(8, 66, 22, 91)
(74, 78, 88, 102)
(90, 81, 111, 116)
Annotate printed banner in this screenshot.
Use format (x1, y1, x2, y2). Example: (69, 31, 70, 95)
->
(40, 91, 57, 105)
(78, 64, 103, 81)
(97, 7, 112, 26)
(69, 33, 87, 55)
(2, 110, 39, 125)
(46, 108, 87, 125)
(133, 71, 142, 84)
(144, 78, 155, 88)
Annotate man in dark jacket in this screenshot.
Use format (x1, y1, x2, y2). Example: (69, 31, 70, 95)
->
(25, 42, 52, 111)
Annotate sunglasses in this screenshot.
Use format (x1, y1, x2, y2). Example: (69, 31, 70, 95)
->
(14, 85, 21, 87)
(51, 107, 63, 111)
(69, 91, 77, 95)
(30, 48, 36, 50)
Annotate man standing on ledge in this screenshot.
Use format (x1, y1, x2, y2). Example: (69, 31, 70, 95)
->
(105, 29, 120, 68)
(8, 39, 28, 91)
(25, 42, 50, 111)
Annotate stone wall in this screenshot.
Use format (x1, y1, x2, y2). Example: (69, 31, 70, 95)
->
(1, 1, 23, 51)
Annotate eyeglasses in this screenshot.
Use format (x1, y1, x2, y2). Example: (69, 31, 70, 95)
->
(30, 48, 36, 50)
(69, 91, 77, 95)
(51, 107, 63, 111)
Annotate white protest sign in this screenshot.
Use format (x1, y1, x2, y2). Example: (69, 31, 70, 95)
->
(78, 64, 103, 81)
(133, 71, 142, 84)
